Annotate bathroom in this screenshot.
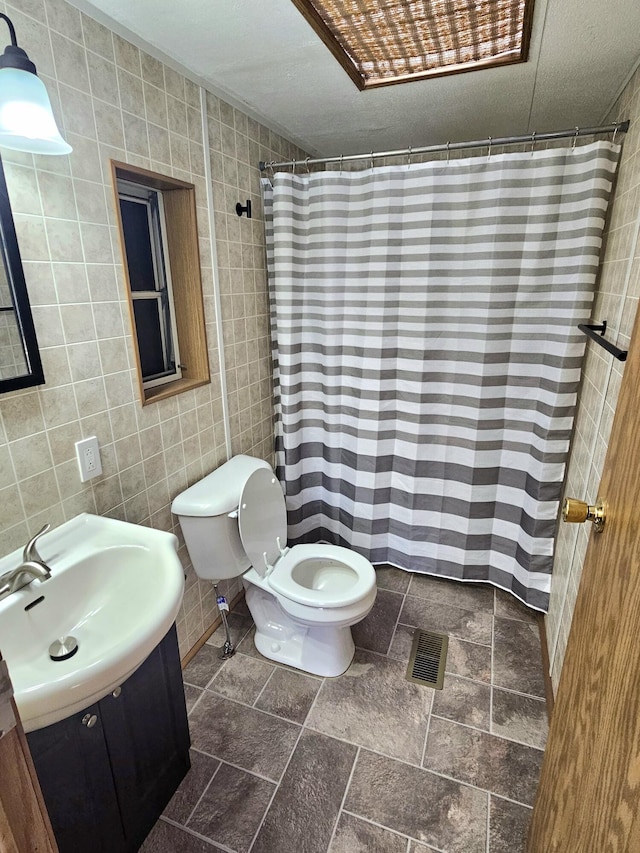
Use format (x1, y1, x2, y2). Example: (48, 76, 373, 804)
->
(0, 0, 639, 850)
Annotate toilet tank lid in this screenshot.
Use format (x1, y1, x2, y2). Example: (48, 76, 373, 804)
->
(171, 455, 272, 517)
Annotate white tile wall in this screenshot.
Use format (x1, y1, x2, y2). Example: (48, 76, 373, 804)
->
(546, 65, 640, 692)
(0, 0, 306, 658)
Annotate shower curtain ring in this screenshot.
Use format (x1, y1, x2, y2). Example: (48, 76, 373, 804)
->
(612, 122, 619, 144)
(572, 127, 579, 150)
(292, 158, 296, 174)
(487, 136, 492, 159)
(305, 156, 310, 173)
(339, 153, 343, 174)
(446, 141, 451, 164)
(407, 145, 412, 168)
(530, 131, 537, 155)
(267, 161, 274, 176)
(370, 151, 374, 169)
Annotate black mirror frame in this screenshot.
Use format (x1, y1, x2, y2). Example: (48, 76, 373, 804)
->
(0, 154, 44, 393)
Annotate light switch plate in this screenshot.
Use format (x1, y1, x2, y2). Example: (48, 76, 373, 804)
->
(75, 436, 102, 482)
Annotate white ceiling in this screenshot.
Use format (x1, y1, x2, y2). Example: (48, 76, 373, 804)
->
(71, 0, 640, 157)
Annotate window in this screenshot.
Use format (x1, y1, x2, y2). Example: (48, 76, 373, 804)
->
(111, 162, 210, 405)
(117, 179, 182, 390)
(290, 0, 535, 89)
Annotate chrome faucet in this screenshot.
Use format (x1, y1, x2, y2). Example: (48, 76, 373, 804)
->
(0, 524, 52, 598)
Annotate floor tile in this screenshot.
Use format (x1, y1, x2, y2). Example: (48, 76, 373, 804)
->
(163, 748, 220, 824)
(489, 795, 532, 853)
(252, 730, 357, 853)
(492, 688, 548, 749)
(352, 588, 404, 654)
(255, 667, 321, 724)
(329, 812, 407, 853)
(188, 691, 300, 781)
(306, 649, 431, 765)
(493, 617, 545, 698)
(208, 652, 274, 704)
(432, 674, 491, 730)
(423, 717, 543, 805)
(446, 636, 492, 683)
(400, 594, 493, 645)
(167, 577, 548, 853)
(408, 574, 495, 613)
(374, 564, 412, 593)
(183, 644, 226, 688)
(187, 762, 275, 853)
(345, 748, 488, 853)
(139, 820, 216, 852)
(494, 589, 539, 624)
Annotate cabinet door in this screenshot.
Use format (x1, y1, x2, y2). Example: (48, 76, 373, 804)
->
(27, 705, 125, 853)
(100, 625, 190, 851)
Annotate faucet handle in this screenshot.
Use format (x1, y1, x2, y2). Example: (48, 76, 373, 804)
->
(23, 523, 50, 565)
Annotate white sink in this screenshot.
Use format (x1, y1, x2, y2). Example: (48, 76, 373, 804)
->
(0, 513, 184, 732)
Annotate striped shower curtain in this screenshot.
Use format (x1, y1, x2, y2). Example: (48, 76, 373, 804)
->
(261, 141, 618, 610)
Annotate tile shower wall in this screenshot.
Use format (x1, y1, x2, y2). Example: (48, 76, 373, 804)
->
(545, 64, 640, 691)
(0, 0, 306, 657)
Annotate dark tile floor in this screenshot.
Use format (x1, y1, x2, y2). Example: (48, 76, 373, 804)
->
(141, 568, 547, 853)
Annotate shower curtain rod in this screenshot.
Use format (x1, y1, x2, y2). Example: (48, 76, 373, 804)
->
(258, 120, 630, 172)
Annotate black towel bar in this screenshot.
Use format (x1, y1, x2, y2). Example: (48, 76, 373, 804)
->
(578, 321, 628, 362)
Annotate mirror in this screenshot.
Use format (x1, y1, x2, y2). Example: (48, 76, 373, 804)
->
(0, 154, 44, 392)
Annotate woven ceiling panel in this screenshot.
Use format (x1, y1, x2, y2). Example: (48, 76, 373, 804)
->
(304, 0, 530, 84)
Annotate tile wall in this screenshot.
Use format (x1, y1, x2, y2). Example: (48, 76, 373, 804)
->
(0, 0, 306, 657)
(545, 63, 640, 691)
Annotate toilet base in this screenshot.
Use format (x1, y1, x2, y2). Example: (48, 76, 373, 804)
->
(244, 581, 357, 677)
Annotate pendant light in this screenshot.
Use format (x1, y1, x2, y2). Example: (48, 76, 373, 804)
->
(0, 13, 72, 155)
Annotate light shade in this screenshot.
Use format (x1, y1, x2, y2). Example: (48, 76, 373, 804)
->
(0, 66, 71, 155)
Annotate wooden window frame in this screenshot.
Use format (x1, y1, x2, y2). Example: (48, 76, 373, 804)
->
(111, 161, 210, 406)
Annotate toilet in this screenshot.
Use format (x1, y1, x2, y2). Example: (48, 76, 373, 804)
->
(171, 455, 377, 677)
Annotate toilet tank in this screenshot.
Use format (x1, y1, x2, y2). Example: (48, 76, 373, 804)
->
(171, 455, 272, 582)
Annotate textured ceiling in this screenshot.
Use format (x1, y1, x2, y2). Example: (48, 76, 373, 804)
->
(70, 0, 640, 156)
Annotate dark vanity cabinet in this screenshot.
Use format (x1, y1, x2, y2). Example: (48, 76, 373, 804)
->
(27, 624, 190, 853)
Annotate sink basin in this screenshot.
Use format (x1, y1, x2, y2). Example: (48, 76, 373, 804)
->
(0, 513, 184, 732)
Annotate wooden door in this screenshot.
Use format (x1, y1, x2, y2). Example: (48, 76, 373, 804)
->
(528, 304, 640, 848)
(0, 652, 58, 853)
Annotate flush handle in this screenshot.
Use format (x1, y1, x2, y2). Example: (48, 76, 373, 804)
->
(82, 713, 98, 728)
(562, 498, 606, 532)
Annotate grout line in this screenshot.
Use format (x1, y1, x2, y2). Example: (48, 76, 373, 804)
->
(183, 758, 224, 826)
(386, 581, 409, 655)
(430, 713, 545, 752)
(159, 816, 233, 850)
(187, 746, 279, 786)
(420, 690, 433, 768)
(325, 745, 361, 851)
(200, 83, 232, 459)
(340, 809, 447, 853)
(246, 720, 307, 852)
(486, 789, 491, 853)
(297, 717, 539, 809)
(252, 665, 276, 708)
(194, 682, 306, 728)
(489, 600, 495, 738)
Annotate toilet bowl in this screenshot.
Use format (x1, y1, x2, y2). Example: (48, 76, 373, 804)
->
(171, 455, 377, 676)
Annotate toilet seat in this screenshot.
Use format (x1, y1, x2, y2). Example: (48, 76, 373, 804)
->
(238, 470, 375, 609)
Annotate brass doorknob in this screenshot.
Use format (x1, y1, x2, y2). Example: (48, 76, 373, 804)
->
(562, 498, 605, 532)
